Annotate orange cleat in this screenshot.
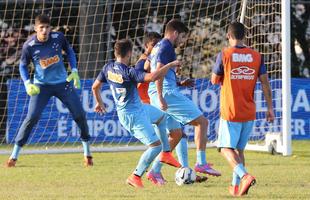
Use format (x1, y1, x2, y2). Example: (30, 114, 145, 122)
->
(229, 185, 239, 197)
(5, 158, 17, 168)
(238, 174, 256, 196)
(126, 174, 144, 188)
(84, 156, 93, 167)
(158, 152, 181, 168)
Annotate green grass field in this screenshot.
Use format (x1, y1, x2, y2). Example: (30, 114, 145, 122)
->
(0, 141, 309, 200)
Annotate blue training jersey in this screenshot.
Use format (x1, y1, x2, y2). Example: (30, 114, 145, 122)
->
(96, 61, 145, 113)
(20, 31, 75, 85)
(148, 38, 178, 95)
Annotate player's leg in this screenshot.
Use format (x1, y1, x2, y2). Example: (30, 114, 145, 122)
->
(144, 104, 171, 152)
(217, 118, 253, 196)
(236, 121, 256, 196)
(147, 117, 182, 185)
(55, 82, 92, 166)
(164, 91, 221, 176)
(6, 84, 52, 167)
(119, 109, 162, 188)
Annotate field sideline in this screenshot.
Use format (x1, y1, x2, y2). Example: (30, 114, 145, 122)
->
(0, 141, 309, 200)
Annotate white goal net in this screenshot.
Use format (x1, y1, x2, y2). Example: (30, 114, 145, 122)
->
(0, 0, 290, 155)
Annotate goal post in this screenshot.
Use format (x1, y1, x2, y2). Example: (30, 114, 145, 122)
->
(239, 0, 292, 156)
(0, 0, 291, 155)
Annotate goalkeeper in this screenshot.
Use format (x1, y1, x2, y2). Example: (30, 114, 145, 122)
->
(5, 14, 93, 167)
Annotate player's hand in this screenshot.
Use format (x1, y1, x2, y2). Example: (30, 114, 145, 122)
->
(158, 96, 168, 111)
(66, 71, 81, 89)
(266, 108, 275, 123)
(179, 79, 195, 87)
(25, 81, 40, 96)
(94, 103, 106, 114)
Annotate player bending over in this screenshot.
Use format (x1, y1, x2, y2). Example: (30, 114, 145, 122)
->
(211, 22, 274, 196)
(92, 39, 182, 188)
(5, 14, 93, 167)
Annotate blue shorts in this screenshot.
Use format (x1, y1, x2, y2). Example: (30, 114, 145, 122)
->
(143, 104, 165, 124)
(150, 90, 202, 126)
(217, 118, 254, 150)
(117, 107, 159, 146)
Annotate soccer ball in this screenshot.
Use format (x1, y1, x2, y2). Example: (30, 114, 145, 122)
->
(175, 167, 196, 186)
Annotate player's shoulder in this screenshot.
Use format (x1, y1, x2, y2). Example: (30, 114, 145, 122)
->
(23, 34, 37, 49)
(160, 38, 173, 48)
(102, 60, 115, 71)
(135, 58, 146, 71)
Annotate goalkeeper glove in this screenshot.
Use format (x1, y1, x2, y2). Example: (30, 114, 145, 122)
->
(24, 80, 40, 96)
(66, 69, 81, 89)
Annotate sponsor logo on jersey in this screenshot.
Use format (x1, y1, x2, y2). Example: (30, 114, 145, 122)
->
(39, 55, 60, 69)
(108, 71, 123, 83)
(51, 33, 59, 39)
(232, 53, 253, 62)
(231, 66, 255, 80)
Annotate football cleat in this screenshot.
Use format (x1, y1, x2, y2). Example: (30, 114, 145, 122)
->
(5, 158, 17, 168)
(146, 170, 166, 186)
(194, 163, 221, 176)
(158, 152, 181, 168)
(84, 156, 93, 167)
(126, 174, 144, 188)
(238, 174, 256, 196)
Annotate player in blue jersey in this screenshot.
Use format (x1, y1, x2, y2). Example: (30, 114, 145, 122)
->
(147, 19, 221, 182)
(5, 14, 93, 167)
(92, 39, 181, 188)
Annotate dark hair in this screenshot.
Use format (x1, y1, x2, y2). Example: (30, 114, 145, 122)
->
(114, 39, 133, 58)
(165, 19, 189, 34)
(144, 32, 161, 46)
(227, 22, 245, 40)
(35, 14, 51, 25)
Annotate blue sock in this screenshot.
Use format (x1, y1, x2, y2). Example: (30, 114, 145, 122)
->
(197, 150, 206, 165)
(232, 172, 241, 186)
(10, 144, 22, 160)
(82, 141, 91, 157)
(150, 156, 163, 173)
(135, 145, 162, 176)
(234, 163, 247, 179)
(154, 115, 170, 152)
(175, 137, 189, 167)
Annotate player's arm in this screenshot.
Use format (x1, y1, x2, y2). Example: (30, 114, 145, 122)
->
(19, 44, 40, 96)
(177, 78, 195, 87)
(61, 32, 81, 89)
(92, 71, 107, 114)
(143, 60, 181, 82)
(258, 57, 274, 123)
(155, 63, 166, 110)
(211, 52, 224, 85)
